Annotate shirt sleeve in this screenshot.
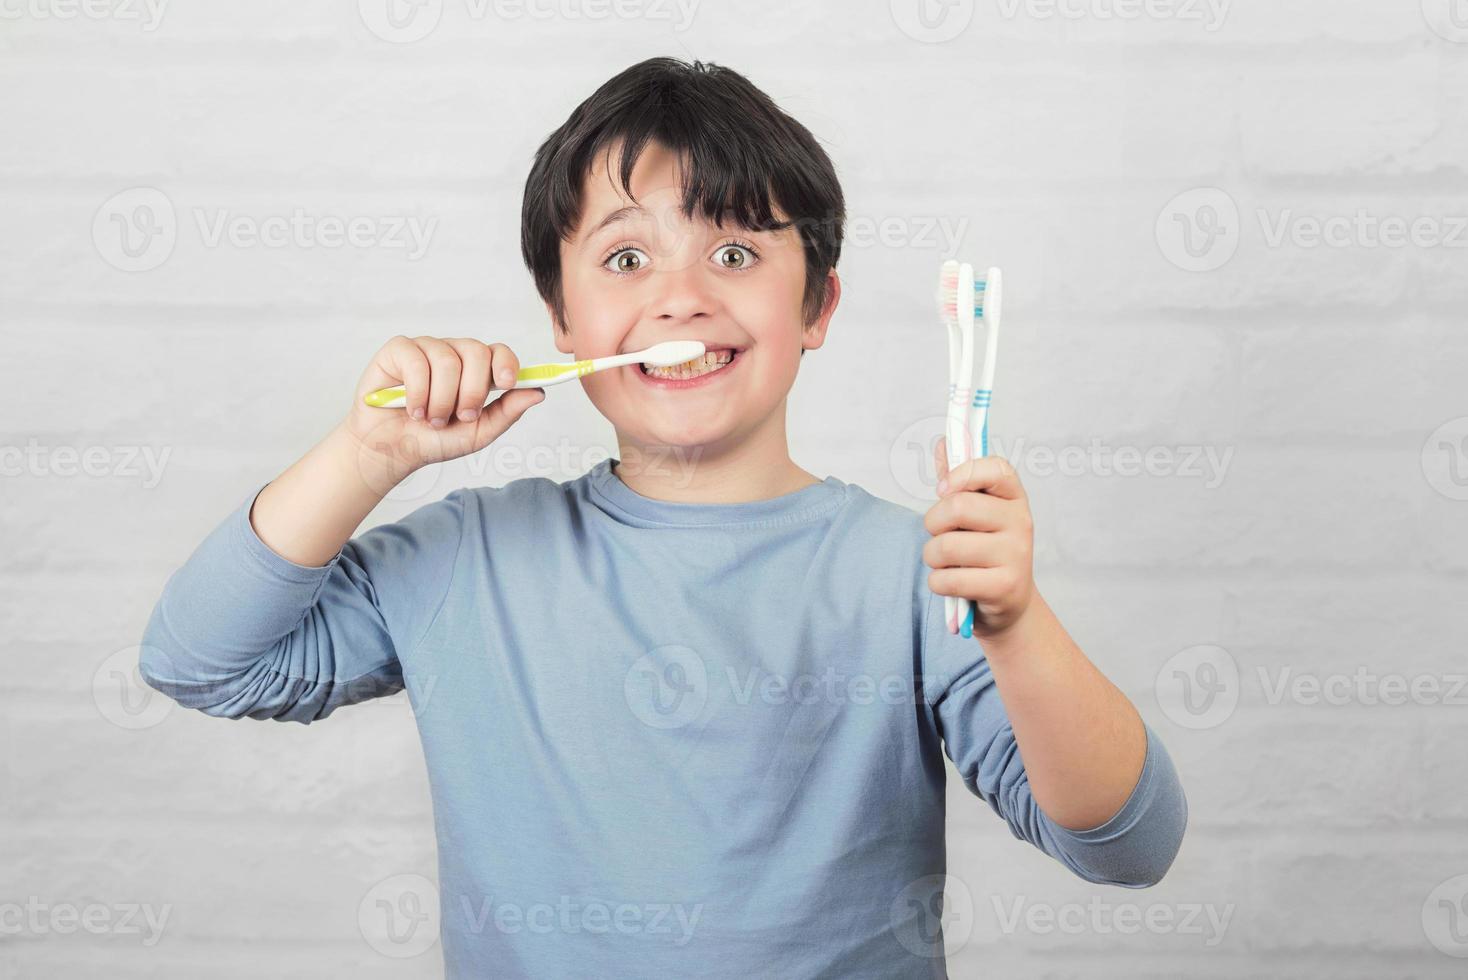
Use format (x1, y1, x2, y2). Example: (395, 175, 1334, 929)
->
(919, 588, 1188, 887)
(138, 480, 468, 724)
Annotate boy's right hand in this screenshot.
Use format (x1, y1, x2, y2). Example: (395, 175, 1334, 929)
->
(344, 335, 546, 480)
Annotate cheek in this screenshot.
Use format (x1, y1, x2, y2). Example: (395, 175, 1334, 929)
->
(732, 273, 805, 353)
(563, 271, 633, 353)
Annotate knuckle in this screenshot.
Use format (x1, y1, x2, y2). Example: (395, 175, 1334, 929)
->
(428, 346, 461, 372)
(955, 494, 978, 525)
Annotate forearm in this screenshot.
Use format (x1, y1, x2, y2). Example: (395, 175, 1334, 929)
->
(250, 422, 408, 567)
(980, 591, 1147, 831)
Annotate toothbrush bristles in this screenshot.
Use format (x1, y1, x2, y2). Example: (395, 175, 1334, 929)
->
(937, 262, 960, 324)
(938, 263, 992, 318)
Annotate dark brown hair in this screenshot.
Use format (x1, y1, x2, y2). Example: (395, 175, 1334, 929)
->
(520, 57, 845, 333)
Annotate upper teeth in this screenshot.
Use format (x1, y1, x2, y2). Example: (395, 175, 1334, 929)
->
(645, 350, 735, 379)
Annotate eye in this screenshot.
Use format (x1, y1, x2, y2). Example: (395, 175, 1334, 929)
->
(603, 246, 649, 276)
(714, 243, 758, 270)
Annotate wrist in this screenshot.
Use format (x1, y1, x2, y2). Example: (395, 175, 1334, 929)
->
(333, 419, 418, 494)
(977, 591, 1050, 661)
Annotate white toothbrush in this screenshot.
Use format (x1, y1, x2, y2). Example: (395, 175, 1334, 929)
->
(969, 267, 1003, 459)
(363, 340, 708, 408)
(959, 267, 1003, 638)
(936, 261, 971, 637)
(953, 263, 979, 637)
(937, 262, 1005, 638)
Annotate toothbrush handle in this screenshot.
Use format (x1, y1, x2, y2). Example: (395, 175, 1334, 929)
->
(944, 388, 969, 634)
(969, 390, 992, 458)
(361, 382, 534, 410)
(956, 391, 993, 639)
(362, 360, 589, 408)
(953, 440, 974, 638)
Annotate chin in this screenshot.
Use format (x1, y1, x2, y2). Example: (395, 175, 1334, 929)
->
(624, 419, 728, 455)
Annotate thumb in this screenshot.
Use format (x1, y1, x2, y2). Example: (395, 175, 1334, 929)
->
(469, 387, 544, 451)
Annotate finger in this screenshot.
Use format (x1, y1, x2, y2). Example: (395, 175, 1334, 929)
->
(471, 386, 544, 449)
(383, 335, 431, 421)
(940, 455, 1026, 501)
(933, 435, 950, 492)
(928, 565, 1019, 600)
(488, 343, 520, 391)
(415, 336, 462, 428)
(445, 338, 491, 423)
(924, 490, 1011, 535)
(923, 530, 1009, 571)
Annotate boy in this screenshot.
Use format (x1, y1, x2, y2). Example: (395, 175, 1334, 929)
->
(141, 57, 1185, 978)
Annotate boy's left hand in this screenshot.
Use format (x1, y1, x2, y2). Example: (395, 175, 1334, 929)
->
(923, 437, 1037, 639)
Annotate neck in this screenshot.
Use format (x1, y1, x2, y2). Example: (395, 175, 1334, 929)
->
(611, 400, 820, 504)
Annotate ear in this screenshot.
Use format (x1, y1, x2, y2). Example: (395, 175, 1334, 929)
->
(801, 270, 841, 353)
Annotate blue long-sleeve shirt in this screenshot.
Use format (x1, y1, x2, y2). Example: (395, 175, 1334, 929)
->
(139, 457, 1187, 978)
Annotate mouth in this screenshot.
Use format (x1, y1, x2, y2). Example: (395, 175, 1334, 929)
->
(637, 346, 745, 389)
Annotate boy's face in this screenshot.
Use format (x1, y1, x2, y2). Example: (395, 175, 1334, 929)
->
(553, 140, 837, 456)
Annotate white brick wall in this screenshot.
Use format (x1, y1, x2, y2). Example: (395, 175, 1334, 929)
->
(4, 1, 1466, 975)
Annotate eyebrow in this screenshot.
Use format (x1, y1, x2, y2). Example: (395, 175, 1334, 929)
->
(578, 202, 797, 246)
(582, 205, 646, 242)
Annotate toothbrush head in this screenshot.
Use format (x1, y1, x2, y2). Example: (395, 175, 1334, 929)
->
(940, 262, 1001, 319)
(937, 259, 960, 326)
(956, 262, 976, 331)
(639, 340, 707, 367)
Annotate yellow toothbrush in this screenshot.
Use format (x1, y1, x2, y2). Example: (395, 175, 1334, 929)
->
(363, 340, 708, 409)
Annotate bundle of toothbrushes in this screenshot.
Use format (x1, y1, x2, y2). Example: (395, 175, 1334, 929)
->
(935, 260, 1003, 639)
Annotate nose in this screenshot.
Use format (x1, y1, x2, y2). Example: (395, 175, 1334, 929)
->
(649, 262, 715, 325)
